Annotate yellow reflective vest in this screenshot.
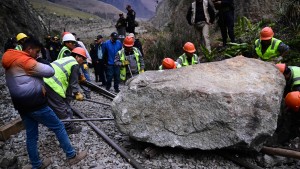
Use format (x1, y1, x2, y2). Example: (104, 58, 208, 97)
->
(178, 54, 198, 66)
(119, 47, 141, 81)
(255, 38, 282, 61)
(44, 56, 78, 98)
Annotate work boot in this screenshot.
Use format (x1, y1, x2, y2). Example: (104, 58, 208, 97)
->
(68, 150, 88, 165)
(22, 158, 52, 169)
(65, 122, 82, 134)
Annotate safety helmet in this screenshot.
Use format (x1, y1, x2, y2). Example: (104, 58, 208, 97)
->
(276, 64, 286, 74)
(183, 42, 196, 53)
(162, 58, 176, 69)
(72, 47, 87, 59)
(285, 91, 300, 112)
(123, 36, 134, 47)
(16, 33, 28, 41)
(62, 34, 76, 42)
(260, 27, 274, 40)
(62, 31, 71, 37)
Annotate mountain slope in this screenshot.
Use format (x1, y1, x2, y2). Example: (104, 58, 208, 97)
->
(48, 0, 123, 19)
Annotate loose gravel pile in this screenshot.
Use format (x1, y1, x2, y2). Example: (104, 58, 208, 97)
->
(0, 70, 298, 169)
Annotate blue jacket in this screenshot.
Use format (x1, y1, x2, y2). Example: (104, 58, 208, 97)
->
(102, 39, 122, 65)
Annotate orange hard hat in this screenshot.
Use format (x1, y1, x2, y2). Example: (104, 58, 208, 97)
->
(260, 27, 274, 40)
(183, 42, 196, 53)
(123, 36, 134, 47)
(162, 58, 176, 69)
(62, 31, 71, 37)
(276, 63, 286, 74)
(72, 47, 87, 59)
(285, 91, 300, 112)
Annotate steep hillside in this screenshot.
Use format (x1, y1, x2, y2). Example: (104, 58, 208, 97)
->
(0, 0, 47, 52)
(152, 0, 283, 30)
(29, 0, 116, 43)
(98, 0, 155, 19)
(47, 0, 123, 20)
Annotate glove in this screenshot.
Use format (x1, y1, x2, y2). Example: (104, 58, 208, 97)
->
(79, 74, 86, 83)
(75, 92, 84, 101)
(122, 60, 130, 66)
(83, 64, 89, 70)
(140, 69, 145, 73)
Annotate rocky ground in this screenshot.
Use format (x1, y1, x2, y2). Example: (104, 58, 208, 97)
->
(0, 68, 299, 169)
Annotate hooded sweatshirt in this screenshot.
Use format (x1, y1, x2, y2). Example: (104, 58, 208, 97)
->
(2, 49, 54, 114)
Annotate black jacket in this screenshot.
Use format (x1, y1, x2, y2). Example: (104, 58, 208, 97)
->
(186, 1, 215, 25)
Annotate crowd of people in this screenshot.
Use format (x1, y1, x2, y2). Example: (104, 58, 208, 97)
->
(0, 1, 297, 168)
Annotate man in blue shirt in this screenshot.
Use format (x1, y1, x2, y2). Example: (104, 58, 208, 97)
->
(102, 32, 122, 93)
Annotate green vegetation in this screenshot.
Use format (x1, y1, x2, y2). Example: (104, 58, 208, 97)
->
(29, 0, 100, 19)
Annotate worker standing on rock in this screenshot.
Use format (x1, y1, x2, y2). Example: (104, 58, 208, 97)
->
(44, 47, 87, 134)
(159, 58, 181, 70)
(255, 27, 289, 63)
(126, 5, 136, 34)
(2, 37, 87, 169)
(15, 33, 28, 50)
(115, 36, 145, 82)
(186, 0, 215, 52)
(176, 42, 200, 67)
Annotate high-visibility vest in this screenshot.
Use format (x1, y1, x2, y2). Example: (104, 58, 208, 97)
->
(44, 56, 78, 98)
(15, 45, 22, 51)
(255, 38, 282, 61)
(119, 47, 140, 81)
(57, 46, 70, 60)
(290, 66, 300, 89)
(178, 54, 198, 66)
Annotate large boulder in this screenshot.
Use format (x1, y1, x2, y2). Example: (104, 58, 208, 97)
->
(112, 56, 285, 150)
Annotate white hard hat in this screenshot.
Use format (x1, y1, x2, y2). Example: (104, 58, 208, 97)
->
(62, 34, 76, 42)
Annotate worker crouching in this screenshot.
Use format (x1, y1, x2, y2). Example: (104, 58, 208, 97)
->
(159, 58, 181, 70)
(115, 36, 145, 82)
(44, 47, 87, 134)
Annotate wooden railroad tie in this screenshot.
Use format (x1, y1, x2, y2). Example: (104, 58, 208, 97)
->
(0, 118, 24, 141)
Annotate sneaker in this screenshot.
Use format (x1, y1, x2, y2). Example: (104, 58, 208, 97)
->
(68, 150, 88, 165)
(22, 158, 52, 169)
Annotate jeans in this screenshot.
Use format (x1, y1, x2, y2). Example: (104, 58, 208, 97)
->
(106, 65, 120, 91)
(80, 66, 91, 81)
(20, 106, 75, 168)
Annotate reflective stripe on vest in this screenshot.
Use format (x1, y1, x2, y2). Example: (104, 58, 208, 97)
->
(255, 38, 282, 61)
(57, 46, 70, 60)
(179, 54, 198, 66)
(119, 47, 140, 81)
(44, 57, 78, 98)
(290, 66, 300, 89)
(15, 45, 22, 51)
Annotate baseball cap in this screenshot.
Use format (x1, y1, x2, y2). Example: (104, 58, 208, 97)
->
(96, 35, 103, 40)
(110, 32, 118, 38)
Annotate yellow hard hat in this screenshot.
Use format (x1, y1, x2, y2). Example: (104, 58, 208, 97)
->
(16, 33, 28, 41)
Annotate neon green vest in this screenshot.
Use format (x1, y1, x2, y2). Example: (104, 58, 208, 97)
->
(119, 47, 140, 81)
(289, 66, 300, 89)
(44, 57, 78, 98)
(255, 38, 282, 61)
(57, 46, 70, 60)
(15, 45, 22, 51)
(179, 54, 198, 66)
